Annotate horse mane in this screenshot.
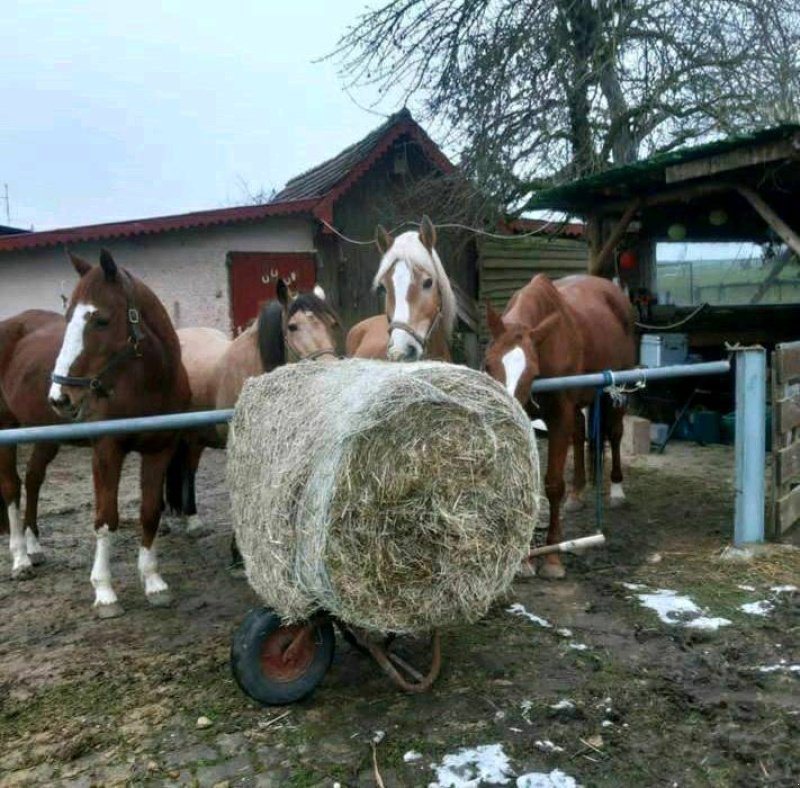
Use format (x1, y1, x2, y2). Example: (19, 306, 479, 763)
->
(126, 270, 183, 362)
(256, 300, 286, 371)
(372, 230, 457, 339)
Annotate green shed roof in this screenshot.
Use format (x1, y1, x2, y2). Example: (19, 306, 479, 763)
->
(527, 124, 800, 213)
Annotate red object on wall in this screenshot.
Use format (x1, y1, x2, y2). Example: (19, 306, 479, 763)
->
(619, 250, 638, 270)
(227, 252, 317, 335)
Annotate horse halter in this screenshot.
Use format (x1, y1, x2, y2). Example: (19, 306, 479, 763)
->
(50, 270, 145, 397)
(388, 309, 442, 359)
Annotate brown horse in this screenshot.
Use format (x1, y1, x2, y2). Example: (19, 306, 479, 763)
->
(46, 249, 190, 617)
(164, 280, 340, 543)
(0, 310, 69, 578)
(484, 274, 636, 579)
(346, 216, 455, 362)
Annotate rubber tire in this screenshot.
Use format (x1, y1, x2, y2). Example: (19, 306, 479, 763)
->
(230, 607, 335, 706)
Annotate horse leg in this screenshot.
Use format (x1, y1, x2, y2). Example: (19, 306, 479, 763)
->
(537, 404, 573, 580)
(607, 401, 627, 508)
(90, 440, 125, 618)
(23, 442, 60, 566)
(1, 445, 31, 580)
(184, 441, 210, 537)
(564, 407, 586, 512)
(138, 448, 174, 607)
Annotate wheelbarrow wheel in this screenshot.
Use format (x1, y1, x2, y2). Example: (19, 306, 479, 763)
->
(230, 608, 335, 706)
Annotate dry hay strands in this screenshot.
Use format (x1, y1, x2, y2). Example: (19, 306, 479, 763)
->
(227, 360, 541, 635)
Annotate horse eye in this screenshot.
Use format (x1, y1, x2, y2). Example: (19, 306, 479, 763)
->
(95, 316, 110, 328)
(422, 278, 433, 290)
(287, 324, 299, 332)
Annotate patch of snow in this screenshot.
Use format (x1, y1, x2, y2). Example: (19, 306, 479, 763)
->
(557, 628, 573, 638)
(740, 600, 774, 616)
(771, 585, 798, 594)
(516, 769, 581, 787)
(405, 751, 423, 763)
(508, 603, 553, 628)
(737, 584, 756, 591)
(550, 699, 575, 711)
(429, 744, 513, 787)
(633, 589, 731, 630)
(534, 740, 565, 753)
(756, 660, 800, 674)
(601, 720, 614, 728)
(622, 582, 647, 591)
(373, 730, 386, 744)
(568, 643, 589, 651)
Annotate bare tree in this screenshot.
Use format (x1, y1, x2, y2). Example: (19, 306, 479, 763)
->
(332, 0, 800, 210)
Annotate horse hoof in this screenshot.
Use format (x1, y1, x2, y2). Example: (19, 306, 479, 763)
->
(563, 496, 584, 513)
(537, 560, 567, 580)
(146, 590, 173, 608)
(95, 602, 125, 619)
(28, 551, 46, 566)
(515, 559, 537, 579)
(11, 563, 34, 581)
(185, 516, 212, 538)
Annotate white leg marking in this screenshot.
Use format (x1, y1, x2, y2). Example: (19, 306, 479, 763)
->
(91, 525, 119, 607)
(25, 527, 45, 563)
(48, 303, 96, 401)
(610, 482, 626, 506)
(8, 503, 32, 575)
(138, 545, 169, 597)
(185, 514, 208, 537)
(564, 492, 584, 512)
(501, 346, 526, 400)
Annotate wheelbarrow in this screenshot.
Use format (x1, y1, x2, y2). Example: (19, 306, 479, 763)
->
(230, 533, 605, 706)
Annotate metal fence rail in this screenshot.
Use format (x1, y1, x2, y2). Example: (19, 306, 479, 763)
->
(0, 353, 766, 545)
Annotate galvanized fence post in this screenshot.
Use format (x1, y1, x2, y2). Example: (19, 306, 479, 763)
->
(734, 347, 767, 545)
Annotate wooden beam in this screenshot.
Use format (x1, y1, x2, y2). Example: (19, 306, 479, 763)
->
(776, 341, 800, 385)
(666, 135, 800, 184)
(585, 214, 602, 273)
(596, 181, 731, 217)
(589, 200, 641, 276)
(736, 185, 800, 259)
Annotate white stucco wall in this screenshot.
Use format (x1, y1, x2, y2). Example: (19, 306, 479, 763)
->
(0, 216, 315, 333)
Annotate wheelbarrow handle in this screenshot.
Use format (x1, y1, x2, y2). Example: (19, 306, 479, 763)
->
(527, 533, 606, 557)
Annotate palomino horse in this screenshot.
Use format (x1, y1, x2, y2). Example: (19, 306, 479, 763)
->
(47, 250, 190, 617)
(484, 274, 636, 579)
(346, 216, 455, 362)
(0, 310, 68, 578)
(164, 279, 340, 548)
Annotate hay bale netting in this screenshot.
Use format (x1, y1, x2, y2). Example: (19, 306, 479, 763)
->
(227, 359, 540, 635)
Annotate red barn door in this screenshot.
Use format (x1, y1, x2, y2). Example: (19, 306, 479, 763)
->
(227, 252, 317, 335)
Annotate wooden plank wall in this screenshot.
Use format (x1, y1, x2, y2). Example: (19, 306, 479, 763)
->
(770, 340, 800, 537)
(477, 235, 588, 343)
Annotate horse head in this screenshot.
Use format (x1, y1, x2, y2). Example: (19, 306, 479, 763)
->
(483, 303, 560, 406)
(373, 215, 456, 362)
(256, 279, 340, 370)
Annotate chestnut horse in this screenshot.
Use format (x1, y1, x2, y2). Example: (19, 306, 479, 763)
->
(164, 280, 340, 547)
(0, 310, 68, 578)
(47, 250, 190, 617)
(346, 216, 455, 362)
(484, 274, 636, 579)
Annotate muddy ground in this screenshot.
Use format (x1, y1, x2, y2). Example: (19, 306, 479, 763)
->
(1, 440, 798, 788)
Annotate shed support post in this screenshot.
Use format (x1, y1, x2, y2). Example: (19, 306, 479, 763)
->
(734, 346, 767, 545)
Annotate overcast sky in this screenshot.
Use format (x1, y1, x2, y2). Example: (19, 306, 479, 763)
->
(2, 1, 395, 231)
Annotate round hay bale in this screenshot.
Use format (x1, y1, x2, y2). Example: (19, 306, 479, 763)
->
(227, 359, 540, 635)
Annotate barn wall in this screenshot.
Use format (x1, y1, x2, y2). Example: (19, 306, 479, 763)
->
(0, 217, 314, 333)
(478, 235, 587, 342)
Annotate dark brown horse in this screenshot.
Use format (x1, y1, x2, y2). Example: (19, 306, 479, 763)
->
(346, 217, 455, 362)
(0, 310, 68, 578)
(484, 274, 636, 579)
(45, 249, 190, 617)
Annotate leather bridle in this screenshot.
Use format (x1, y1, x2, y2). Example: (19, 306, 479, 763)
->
(50, 270, 145, 398)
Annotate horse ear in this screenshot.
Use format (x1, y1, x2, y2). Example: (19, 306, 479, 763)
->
(276, 278, 290, 308)
(419, 215, 436, 252)
(529, 312, 561, 345)
(313, 284, 326, 301)
(68, 252, 92, 277)
(99, 249, 118, 282)
(486, 301, 504, 340)
(375, 225, 393, 255)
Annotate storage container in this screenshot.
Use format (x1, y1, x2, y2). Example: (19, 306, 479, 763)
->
(640, 334, 689, 368)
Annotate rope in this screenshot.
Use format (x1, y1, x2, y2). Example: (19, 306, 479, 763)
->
(318, 216, 565, 246)
(635, 302, 708, 331)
